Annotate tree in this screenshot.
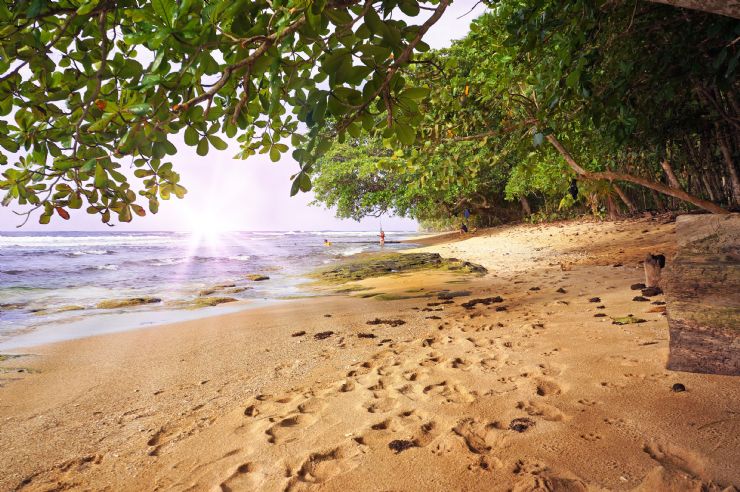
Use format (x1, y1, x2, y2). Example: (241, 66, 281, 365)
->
(0, 0, 449, 225)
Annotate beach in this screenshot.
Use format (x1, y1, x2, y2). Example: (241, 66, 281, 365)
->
(1, 217, 738, 491)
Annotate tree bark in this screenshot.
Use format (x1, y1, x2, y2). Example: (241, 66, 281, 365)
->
(660, 160, 682, 190)
(546, 134, 730, 214)
(648, 0, 739, 19)
(613, 183, 636, 213)
(606, 193, 620, 219)
(717, 127, 740, 205)
(650, 189, 666, 211)
(520, 196, 531, 215)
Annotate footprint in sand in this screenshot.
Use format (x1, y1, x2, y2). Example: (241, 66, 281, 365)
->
(423, 380, 475, 404)
(265, 414, 316, 444)
(285, 441, 366, 491)
(453, 418, 505, 455)
(516, 400, 566, 422)
(219, 462, 265, 491)
(580, 432, 602, 442)
(534, 378, 563, 397)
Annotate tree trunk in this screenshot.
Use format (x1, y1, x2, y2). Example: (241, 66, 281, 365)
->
(648, 0, 740, 19)
(519, 196, 531, 215)
(717, 127, 740, 205)
(546, 134, 730, 214)
(606, 193, 620, 219)
(613, 184, 636, 213)
(650, 189, 666, 211)
(660, 160, 682, 190)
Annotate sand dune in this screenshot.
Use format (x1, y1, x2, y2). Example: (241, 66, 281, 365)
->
(1, 216, 738, 491)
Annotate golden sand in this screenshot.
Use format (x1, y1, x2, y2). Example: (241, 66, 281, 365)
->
(1, 217, 738, 491)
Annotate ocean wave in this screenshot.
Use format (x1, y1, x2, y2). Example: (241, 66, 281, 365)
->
(0, 234, 186, 248)
(83, 264, 119, 271)
(340, 247, 368, 256)
(67, 249, 115, 257)
(227, 254, 251, 261)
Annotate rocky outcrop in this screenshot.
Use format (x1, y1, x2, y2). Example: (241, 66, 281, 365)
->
(664, 214, 740, 375)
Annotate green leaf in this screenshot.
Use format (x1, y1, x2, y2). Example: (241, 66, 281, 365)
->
(207, 135, 228, 150)
(125, 103, 152, 116)
(196, 138, 209, 156)
(184, 126, 199, 146)
(400, 87, 430, 100)
(76, 0, 100, 15)
(395, 124, 415, 145)
(94, 164, 108, 188)
(269, 146, 281, 162)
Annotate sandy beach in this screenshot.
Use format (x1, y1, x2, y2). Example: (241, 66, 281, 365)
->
(1, 217, 738, 491)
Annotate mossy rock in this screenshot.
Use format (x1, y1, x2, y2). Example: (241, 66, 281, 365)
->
(246, 274, 270, 281)
(56, 305, 85, 313)
(191, 297, 238, 307)
(96, 297, 162, 309)
(0, 302, 28, 312)
(611, 315, 647, 325)
(312, 253, 487, 285)
(222, 287, 249, 294)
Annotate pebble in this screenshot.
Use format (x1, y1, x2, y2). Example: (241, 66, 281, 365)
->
(671, 383, 686, 392)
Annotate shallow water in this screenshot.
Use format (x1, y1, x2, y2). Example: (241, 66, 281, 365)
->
(0, 230, 417, 347)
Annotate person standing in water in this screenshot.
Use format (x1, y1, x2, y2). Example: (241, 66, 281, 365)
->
(379, 229, 385, 246)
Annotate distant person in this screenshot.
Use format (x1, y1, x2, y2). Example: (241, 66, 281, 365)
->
(323, 239, 332, 247)
(460, 223, 468, 235)
(379, 229, 385, 246)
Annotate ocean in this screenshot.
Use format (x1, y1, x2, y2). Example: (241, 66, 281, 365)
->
(0, 230, 417, 349)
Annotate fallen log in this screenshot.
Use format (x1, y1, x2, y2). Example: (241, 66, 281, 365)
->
(664, 214, 740, 375)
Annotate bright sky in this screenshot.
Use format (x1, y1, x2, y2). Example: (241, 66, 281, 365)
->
(0, 2, 487, 232)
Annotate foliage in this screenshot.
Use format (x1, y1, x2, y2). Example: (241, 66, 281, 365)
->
(0, 0, 447, 224)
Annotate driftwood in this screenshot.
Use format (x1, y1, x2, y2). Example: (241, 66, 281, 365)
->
(664, 214, 740, 375)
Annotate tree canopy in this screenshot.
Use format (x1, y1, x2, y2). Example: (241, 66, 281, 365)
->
(1, 0, 738, 226)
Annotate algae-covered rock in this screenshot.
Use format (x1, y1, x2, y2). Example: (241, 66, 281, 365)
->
(96, 297, 161, 309)
(246, 274, 270, 281)
(313, 253, 487, 284)
(56, 305, 85, 312)
(191, 297, 238, 307)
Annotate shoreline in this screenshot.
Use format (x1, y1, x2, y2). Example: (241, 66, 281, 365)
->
(1, 217, 738, 491)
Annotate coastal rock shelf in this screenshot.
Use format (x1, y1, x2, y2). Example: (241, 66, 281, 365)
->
(313, 253, 487, 284)
(664, 214, 740, 376)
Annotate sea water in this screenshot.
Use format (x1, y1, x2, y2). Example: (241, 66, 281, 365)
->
(0, 230, 416, 348)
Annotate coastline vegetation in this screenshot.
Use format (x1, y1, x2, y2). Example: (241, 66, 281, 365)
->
(0, 1, 736, 228)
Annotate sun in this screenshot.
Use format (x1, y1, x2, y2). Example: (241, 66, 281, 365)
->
(186, 211, 233, 246)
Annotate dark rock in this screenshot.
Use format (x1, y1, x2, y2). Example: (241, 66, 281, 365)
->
(388, 439, 418, 453)
(324, 314, 332, 317)
(425, 316, 442, 320)
(495, 306, 507, 312)
(291, 331, 306, 337)
(314, 331, 334, 340)
(597, 305, 606, 309)
(245, 274, 270, 281)
(461, 297, 504, 309)
(529, 287, 541, 291)
(671, 383, 686, 393)
(652, 301, 666, 305)
(589, 297, 601, 303)
(641, 287, 663, 297)
(632, 296, 649, 302)
(594, 313, 607, 317)
(358, 333, 377, 339)
(556, 288, 567, 294)
(366, 318, 406, 327)
(437, 290, 471, 300)
(613, 263, 623, 267)
(509, 418, 535, 433)
(630, 283, 646, 290)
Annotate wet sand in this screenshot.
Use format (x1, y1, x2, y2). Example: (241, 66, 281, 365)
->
(1, 216, 738, 491)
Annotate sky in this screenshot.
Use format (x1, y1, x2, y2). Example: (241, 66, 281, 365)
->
(0, 1, 487, 232)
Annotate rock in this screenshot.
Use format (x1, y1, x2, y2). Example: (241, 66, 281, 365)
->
(96, 297, 161, 309)
(245, 274, 270, 281)
(612, 315, 647, 325)
(509, 418, 535, 433)
(388, 439, 418, 453)
(461, 297, 504, 309)
(671, 383, 686, 392)
(630, 283, 647, 290)
(632, 296, 649, 302)
(358, 333, 377, 339)
(665, 214, 740, 376)
(291, 331, 306, 337)
(437, 290, 471, 300)
(588, 297, 601, 303)
(556, 287, 567, 293)
(314, 331, 334, 340)
(594, 313, 607, 317)
(641, 287, 663, 297)
(529, 287, 541, 291)
(366, 318, 405, 327)
(191, 297, 238, 307)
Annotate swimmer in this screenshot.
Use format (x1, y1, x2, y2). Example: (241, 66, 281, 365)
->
(323, 239, 332, 246)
